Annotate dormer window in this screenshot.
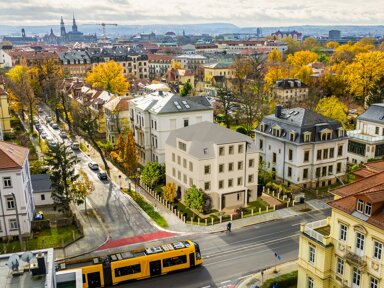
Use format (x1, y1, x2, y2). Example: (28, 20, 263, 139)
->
(338, 128, 345, 137)
(365, 203, 372, 216)
(303, 132, 311, 142)
(289, 131, 296, 142)
(356, 199, 372, 216)
(272, 126, 281, 137)
(321, 129, 332, 141)
(357, 199, 364, 213)
(260, 123, 265, 132)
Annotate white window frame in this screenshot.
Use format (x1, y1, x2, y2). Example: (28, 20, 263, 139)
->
(307, 276, 314, 288)
(365, 203, 372, 216)
(9, 219, 18, 230)
(336, 257, 344, 275)
(356, 200, 364, 213)
(309, 245, 316, 264)
(340, 224, 347, 241)
(370, 277, 378, 288)
(373, 241, 382, 260)
(6, 196, 15, 210)
(3, 177, 12, 188)
(352, 267, 361, 286)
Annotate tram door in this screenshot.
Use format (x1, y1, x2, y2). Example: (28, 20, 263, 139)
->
(189, 253, 195, 267)
(150, 260, 162, 276)
(87, 272, 101, 288)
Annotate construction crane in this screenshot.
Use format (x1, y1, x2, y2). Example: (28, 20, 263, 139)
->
(99, 23, 118, 42)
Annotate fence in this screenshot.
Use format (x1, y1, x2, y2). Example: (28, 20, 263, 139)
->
(139, 182, 276, 226)
(263, 186, 295, 208)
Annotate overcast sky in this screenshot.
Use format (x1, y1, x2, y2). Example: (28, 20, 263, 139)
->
(0, 0, 383, 27)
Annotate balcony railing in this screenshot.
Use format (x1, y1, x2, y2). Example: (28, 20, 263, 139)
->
(345, 248, 367, 269)
(348, 130, 384, 143)
(301, 218, 331, 246)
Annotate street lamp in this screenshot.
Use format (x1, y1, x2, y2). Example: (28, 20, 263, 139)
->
(136, 167, 141, 191)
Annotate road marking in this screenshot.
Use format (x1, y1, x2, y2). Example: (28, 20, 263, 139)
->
(238, 274, 252, 279)
(200, 286, 211, 288)
(220, 280, 231, 284)
(291, 223, 301, 226)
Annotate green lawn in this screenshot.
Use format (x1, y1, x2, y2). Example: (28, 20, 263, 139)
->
(0, 225, 82, 253)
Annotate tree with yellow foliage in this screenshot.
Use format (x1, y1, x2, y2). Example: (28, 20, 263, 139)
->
(86, 60, 129, 95)
(267, 49, 283, 64)
(286, 50, 319, 69)
(162, 182, 176, 203)
(330, 41, 373, 65)
(326, 41, 340, 49)
(264, 66, 289, 90)
(302, 37, 320, 51)
(315, 96, 348, 128)
(342, 51, 384, 100)
(171, 59, 182, 69)
(294, 65, 313, 86)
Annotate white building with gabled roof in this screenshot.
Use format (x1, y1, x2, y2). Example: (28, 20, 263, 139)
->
(129, 91, 213, 164)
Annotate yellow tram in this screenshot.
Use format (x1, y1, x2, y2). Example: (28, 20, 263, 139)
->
(57, 240, 203, 288)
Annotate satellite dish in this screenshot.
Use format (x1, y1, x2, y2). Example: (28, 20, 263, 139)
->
(7, 254, 20, 271)
(21, 251, 34, 264)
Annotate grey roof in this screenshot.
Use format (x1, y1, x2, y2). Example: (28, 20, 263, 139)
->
(166, 121, 257, 159)
(273, 78, 308, 89)
(59, 50, 90, 63)
(152, 94, 212, 114)
(357, 103, 384, 124)
(31, 174, 52, 193)
(256, 107, 347, 144)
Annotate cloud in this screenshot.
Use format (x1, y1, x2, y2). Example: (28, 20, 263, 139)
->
(0, 0, 383, 26)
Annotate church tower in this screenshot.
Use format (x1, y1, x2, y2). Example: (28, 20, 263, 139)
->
(72, 13, 78, 33)
(60, 17, 66, 36)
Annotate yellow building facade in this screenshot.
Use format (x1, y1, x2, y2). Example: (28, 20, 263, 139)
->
(298, 172, 384, 288)
(203, 63, 235, 83)
(0, 86, 12, 134)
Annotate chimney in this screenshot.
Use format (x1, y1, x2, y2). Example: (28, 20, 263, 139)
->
(31, 252, 46, 276)
(275, 104, 282, 118)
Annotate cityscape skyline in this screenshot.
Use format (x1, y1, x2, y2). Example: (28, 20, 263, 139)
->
(0, 0, 383, 27)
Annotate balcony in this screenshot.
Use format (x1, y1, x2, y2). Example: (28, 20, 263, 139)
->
(301, 218, 332, 246)
(348, 130, 384, 143)
(345, 248, 366, 269)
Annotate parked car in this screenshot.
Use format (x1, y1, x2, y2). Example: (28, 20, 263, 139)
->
(47, 140, 58, 148)
(38, 108, 44, 114)
(45, 116, 52, 123)
(37, 127, 44, 133)
(88, 162, 99, 170)
(59, 131, 67, 139)
(97, 172, 108, 180)
(71, 142, 80, 150)
(51, 123, 59, 130)
(35, 123, 41, 129)
(41, 132, 48, 139)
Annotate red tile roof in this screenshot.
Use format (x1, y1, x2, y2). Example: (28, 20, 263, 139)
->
(0, 141, 29, 170)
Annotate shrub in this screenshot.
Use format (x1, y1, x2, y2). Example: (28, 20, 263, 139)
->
(261, 271, 298, 288)
(236, 126, 247, 135)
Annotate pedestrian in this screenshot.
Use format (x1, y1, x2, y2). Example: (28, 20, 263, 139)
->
(227, 222, 232, 232)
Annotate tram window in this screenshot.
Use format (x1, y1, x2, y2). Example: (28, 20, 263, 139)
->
(163, 255, 187, 267)
(115, 264, 141, 277)
(82, 274, 86, 283)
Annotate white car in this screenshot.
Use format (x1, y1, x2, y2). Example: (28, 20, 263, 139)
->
(41, 132, 48, 139)
(88, 162, 99, 170)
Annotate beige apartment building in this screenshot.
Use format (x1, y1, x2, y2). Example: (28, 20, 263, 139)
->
(165, 121, 258, 211)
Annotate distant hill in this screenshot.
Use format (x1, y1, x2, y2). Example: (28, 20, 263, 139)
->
(1, 23, 383, 38)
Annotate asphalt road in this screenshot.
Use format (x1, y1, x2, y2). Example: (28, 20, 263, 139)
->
(117, 208, 330, 288)
(36, 109, 158, 241)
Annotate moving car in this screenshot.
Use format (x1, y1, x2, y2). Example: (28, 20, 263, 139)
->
(88, 162, 99, 170)
(97, 172, 108, 180)
(45, 116, 52, 123)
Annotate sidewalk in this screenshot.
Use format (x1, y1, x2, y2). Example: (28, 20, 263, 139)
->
(236, 260, 298, 288)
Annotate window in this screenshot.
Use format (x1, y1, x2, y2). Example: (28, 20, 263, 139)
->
(330, 147, 334, 158)
(272, 127, 281, 137)
(338, 128, 345, 137)
(328, 165, 333, 175)
(219, 164, 224, 173)
(172, 168, 176, 177)
(189, 178, 193, 186)
(9, 219, 18, 230)
(321, 131, 332, 140)
(219, 147, 225, 156)
(228, 179, 233, 187)
(352, 267, 361, 286)
(370, 277, 378, 288)
(289, 132, 296, 142)
(204, 165, 211, 174)
(376, 127, 380, 135)
(348, 141, 366, 156)
(183, 174, 187, 184)
(322, 166, 327, 177)
(189, 162, 193, 172)
(115, 264, 141, 277)
(303, 168, 308, 180)
(316, 167, 321, 177)
(248, 174, 254, 183)
(336, 162, 342, 173)
(309, 245, 316, 263)
(304, 132, 311, 142)
(172, 153, 175, 162)
(228, 163, 234, 171)
(317, 150, 322, 160)
(6, 197, 15, 210)
(177, 171, 181, 180)
(357, 200, 364, 213)
(365, 202, 372, 216)
(338, 145, 343, 156)
(238, 161, 243, 170)
(178, 141, 186, 151)
(229, 145, 234, 155)
(237, 177, 243, 186)
(183, 158, 187, 168)
(374, 241, 382, 260)
(323, 149, 328, 159)
(249, 159, 255, 167)
(163, 255, 187, 267)
(238, 144, 244, 153)
(177, 156, 181, 165)
(288, 149, 293, 161)
(340, 224, 347, 241)
(288, 167, 292, 177)
(3, 177, 12, 188)
(272, 153, 276, 163)
(41, 194, 45, 201)
(307, 277, 314, 288)
(204, 182, 210, 190)
(336, 257, 344, 275)
(304, 151, 309, 162)
(260, 123, 265, 132)
(259, 139, 263, 150)
(219, 180, 224, 189)
(356, 232, 365, 251)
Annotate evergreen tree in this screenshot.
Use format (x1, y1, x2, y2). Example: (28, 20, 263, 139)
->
(45, 142, 78, 215)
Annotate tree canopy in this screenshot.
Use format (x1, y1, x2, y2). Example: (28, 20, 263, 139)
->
(184, 185, 205, 213)
(85, 60, 129, 95)
(315, 96, 349, 128)
(140, 162, 165, 189)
